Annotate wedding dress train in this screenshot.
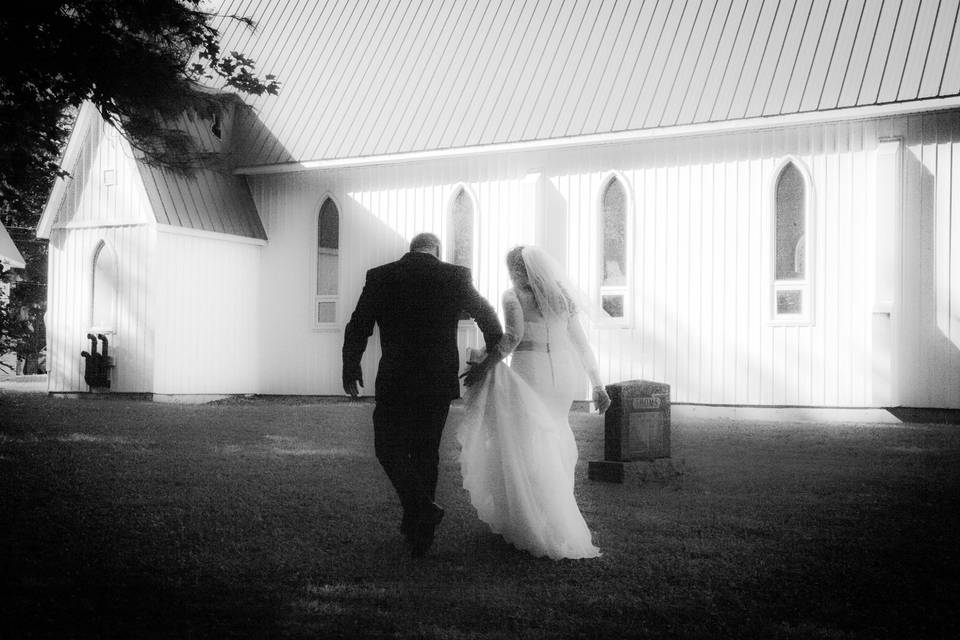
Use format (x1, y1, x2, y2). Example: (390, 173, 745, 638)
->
(458, 288, 601, 560)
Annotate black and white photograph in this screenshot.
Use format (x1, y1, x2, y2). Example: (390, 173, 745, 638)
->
(2, 0, 959, 637)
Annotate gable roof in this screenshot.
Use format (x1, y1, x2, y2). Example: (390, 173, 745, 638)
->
(213, 0, 960, 169)
(135, 104, 266, 240)
(38, 103, 96, 239)
(38, 103, 266, 241)
(136, 162, 266, 240)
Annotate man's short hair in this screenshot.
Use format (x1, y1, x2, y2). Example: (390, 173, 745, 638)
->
(410, 232, 441, 253)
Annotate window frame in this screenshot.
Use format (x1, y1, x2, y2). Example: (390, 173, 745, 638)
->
(445, 184, 479, 324)
(89, 239, 118, 334)
(313, 194, 342, 331)
(769, 157, 816, 327)
(445, 183, 478, 271)
(596, 171, 633, 327)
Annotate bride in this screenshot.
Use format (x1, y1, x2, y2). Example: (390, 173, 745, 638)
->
(459, 245, 612, 560)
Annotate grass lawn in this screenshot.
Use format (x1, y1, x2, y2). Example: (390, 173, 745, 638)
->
(1, 391, 958, 639)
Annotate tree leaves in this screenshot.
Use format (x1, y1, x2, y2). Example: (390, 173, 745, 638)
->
(0, 0, 280, 363)
(0, 0, 280, 211)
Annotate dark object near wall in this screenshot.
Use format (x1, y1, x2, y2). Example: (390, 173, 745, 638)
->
(80, 333, 113, 389)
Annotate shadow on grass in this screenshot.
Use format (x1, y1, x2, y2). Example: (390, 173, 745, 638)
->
(1, 395, 959, 639)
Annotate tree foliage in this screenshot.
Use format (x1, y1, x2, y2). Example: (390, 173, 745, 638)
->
(0, 1, 279, 369)
(0, 258, 45, 373)
(1, 0, 279, 206)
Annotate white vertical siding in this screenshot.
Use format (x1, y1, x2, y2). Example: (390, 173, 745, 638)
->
(46, 117, 155, 393)
(872, 138, 899, 406)
(547, 121, 882, 406)
(46, 225, 155, 393)
(151, 229, 261, 395)
(52, 115, 153, 229)
(246, 110, 960, 408)
(45, 111, 268, 397)
(891, 110, 960, 408)
(248, 156, 530, 396)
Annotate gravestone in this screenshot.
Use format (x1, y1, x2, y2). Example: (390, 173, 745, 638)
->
(588, 379, 671, 483)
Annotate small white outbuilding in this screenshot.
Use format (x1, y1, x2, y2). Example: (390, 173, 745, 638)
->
(39, 0, 960, 408)
(1, 219, 26, 271)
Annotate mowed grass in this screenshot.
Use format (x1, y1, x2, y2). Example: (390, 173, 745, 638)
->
(1, 392, 958, 639)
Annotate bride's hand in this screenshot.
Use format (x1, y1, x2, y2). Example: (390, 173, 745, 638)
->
(592, 385, 611, 414)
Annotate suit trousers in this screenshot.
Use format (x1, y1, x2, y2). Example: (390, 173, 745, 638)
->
(372, 396, 451, 519)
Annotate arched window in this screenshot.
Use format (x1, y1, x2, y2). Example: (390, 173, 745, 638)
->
(447, 186, 476, 320)
(316, 197, 340, 326)
(91, 241, 117, 331)
(446, 187, 474, 270)
(600, 176, 628, 319)
(772, 161, 813, 323)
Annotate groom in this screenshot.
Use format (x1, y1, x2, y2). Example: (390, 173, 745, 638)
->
(342, 232, 503, 557)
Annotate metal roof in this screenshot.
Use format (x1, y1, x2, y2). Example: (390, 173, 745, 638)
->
(38, 103, 266, 241)
(211, 0, 960, 167)
(138, 162, 266, 240)
(137, 102, 267, 240)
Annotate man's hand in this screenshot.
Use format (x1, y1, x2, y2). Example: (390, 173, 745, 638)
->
(343, 367, 364, 398)
(460, 358, 491, 387)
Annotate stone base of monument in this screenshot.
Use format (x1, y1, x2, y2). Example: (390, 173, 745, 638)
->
(589, 379, 672, 484)
(588, 458, 684, 484)
(587, 460, 626, 483)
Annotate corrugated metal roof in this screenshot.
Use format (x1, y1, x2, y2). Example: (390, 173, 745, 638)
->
(137, 103, 265, 239)
(39, 102, 266, 240)
(137, 106, 267, 240)
(212, 0, 960, 167)
(137, 162, 266, 240)
(153, 99, 267, 239)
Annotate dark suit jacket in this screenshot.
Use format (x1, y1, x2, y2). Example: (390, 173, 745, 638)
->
(342, 252, 503, 401)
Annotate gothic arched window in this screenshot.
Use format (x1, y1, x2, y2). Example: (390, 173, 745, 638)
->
(772, 161, 813, 323)
(316, 197, 340, 326)
(91, 241, 117, 331)
(447, 186, 476, 320)
(447, 187, 475, 270)
(600, 176, 629, 319)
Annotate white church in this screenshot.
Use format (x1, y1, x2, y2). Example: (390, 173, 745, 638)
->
(38, 0, 960, 409)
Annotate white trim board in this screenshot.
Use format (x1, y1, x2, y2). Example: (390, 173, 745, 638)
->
(156, 223, 267, 246)
(53, 220, 151, 231)
(152, 394, 232, 404)
(672, 405, 903, 424)
(37, 103, 98, 239)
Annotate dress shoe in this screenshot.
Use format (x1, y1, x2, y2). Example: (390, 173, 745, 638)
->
(409, 502, 444, 558)
(421, 502, 444, 527)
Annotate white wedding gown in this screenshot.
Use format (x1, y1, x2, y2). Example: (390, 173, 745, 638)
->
(458, 288, 602, 560)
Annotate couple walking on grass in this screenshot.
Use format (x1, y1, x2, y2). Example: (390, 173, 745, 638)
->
(342, 233, 611, 559)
